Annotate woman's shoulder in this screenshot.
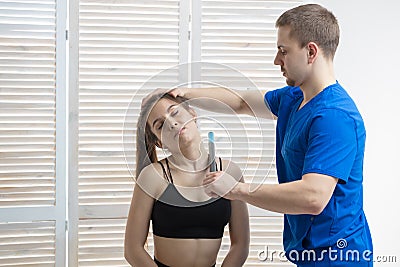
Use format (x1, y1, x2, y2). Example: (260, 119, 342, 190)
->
(136, 162, 169, 199)
(138, 162, 163, 176)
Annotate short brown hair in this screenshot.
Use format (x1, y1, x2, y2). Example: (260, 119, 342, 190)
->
(275, 4, 340, 59)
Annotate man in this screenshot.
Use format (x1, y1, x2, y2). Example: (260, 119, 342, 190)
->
(167, 3, 373, 266)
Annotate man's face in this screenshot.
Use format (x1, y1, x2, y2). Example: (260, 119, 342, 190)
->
(274, 26, 309, 87)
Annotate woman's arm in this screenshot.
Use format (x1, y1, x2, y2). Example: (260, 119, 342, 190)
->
(221, 162, 250, 266)
(221, 198, 250, 267)
(124, 183, 157, 266)
(124, 165, 164, 266)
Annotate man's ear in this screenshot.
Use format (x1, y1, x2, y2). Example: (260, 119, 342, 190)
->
(307, 42, 318, 64)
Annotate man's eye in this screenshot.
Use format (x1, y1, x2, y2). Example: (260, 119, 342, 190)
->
(281, 50, 287, 55)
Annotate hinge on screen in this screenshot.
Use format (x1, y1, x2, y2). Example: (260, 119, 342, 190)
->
(188, 31, 191, 40)
(65, 220, 69, 231)
(65, 30, 69, 40)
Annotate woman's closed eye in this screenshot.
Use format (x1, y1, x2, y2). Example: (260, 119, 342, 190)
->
(154, 106, 182, 130)
(170, 106, 180, 116)
(157, 120, 164, 130)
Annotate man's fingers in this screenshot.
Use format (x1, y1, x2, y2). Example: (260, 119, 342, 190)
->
(168, 88, 180, 98)
(141, 88, 168, 108)
(168, 87, 187, 98)
(205, 171, 222, 178)
(141, 88, 186, 109)
(204, 184, 219, 198)
(209, 192, 219, 198)
(203, 176, 216, 186)
(203, 172, 221, 185)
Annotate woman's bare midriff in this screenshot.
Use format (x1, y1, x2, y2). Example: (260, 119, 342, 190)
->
(153, 235, 222, 267)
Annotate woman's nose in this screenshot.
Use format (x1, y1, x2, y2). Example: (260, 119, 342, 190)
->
(171, 122, 178, 129)
(167, 119, 178, 129)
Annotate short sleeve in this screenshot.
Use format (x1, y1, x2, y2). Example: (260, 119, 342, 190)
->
(302, 108, 357, 184)
(264, 86, 291, 116)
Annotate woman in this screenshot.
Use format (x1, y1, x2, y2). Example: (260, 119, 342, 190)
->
(124, 93, 249, 267)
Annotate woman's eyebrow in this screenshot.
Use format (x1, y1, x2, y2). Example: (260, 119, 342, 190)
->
(151, 104, 177, 128)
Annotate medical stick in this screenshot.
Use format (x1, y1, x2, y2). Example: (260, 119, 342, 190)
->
(208, 132, 216, 172)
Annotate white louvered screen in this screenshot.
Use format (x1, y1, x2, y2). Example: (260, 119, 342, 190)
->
(0, 221, 56, 266)
(79, 219, 128, 266)
(69, 0, 184, 265)
(0, 0, 66, 266)
(192, 1, 302, 266)
(0, 0, 57, 208)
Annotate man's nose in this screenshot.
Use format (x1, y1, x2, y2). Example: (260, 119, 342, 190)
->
(273, 54, 280, 65)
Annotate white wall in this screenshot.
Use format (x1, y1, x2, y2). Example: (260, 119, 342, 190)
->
(307, 0, 400, 264)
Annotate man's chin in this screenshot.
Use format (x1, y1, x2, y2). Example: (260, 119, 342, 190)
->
(286, 79, 296, 87)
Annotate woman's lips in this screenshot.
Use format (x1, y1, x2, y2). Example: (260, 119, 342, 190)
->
(175, 127, 186, 137)
(178, 127, 186, 135)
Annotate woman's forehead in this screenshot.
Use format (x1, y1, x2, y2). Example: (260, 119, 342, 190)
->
(148, 98, 179, 119)
(151, 98, 178, 111)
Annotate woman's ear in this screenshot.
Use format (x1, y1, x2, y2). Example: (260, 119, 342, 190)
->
(155, 139, 163, 148)
(189, 108, 197, 119)
(189, 108, 198, 125)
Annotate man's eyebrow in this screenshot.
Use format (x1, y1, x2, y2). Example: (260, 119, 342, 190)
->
(151, 104, 177, 128)
(277, 45, 286, 49)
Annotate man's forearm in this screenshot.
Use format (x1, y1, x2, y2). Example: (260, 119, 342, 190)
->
(232, 180, 326, 215)
(173, 86, 273, 119)
(176, 87, 248, 114)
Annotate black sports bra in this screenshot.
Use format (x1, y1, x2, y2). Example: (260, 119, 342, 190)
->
(151, 158, 231, 239)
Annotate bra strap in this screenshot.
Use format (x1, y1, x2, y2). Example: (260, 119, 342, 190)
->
(157, 161, 172, 183)
(218, 157, 223, 171)
(165, 158, 174, 184)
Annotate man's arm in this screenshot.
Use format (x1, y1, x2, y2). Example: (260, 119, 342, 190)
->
(204, 172, 338, 215)
(169, 87, 274, 119)
(236, 173, 338, 215)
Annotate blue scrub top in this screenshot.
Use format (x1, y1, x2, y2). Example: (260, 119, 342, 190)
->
(265, 82, 373, 266)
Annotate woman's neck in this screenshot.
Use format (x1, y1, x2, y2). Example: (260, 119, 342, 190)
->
(168, 144, 210, 172)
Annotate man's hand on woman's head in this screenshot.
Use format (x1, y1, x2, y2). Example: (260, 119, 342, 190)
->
(141, 87, 189, 109)
(140, 88, 169, 108)
(168, 87, 188, 98)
